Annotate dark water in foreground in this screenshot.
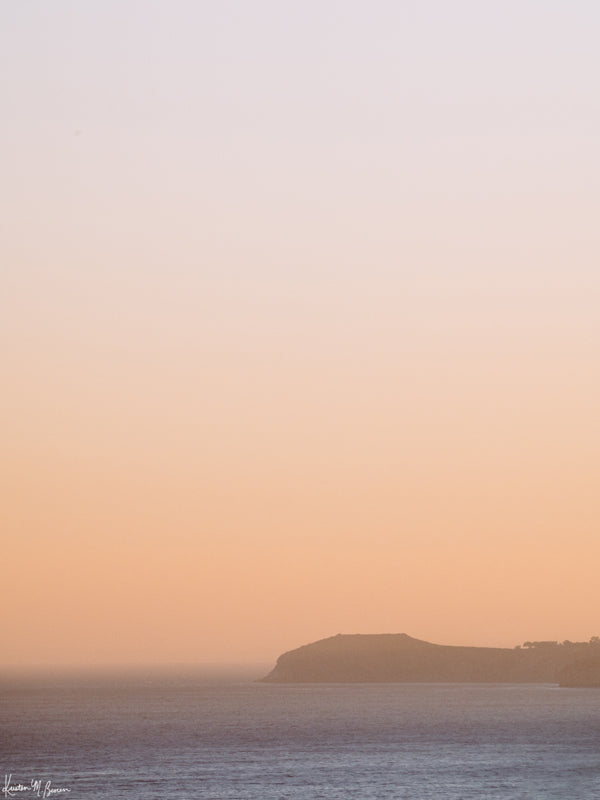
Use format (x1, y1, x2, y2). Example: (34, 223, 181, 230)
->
(2, 670, 600, 799)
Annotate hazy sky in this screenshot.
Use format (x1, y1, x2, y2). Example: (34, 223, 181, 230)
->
(3, 1, 599, 665)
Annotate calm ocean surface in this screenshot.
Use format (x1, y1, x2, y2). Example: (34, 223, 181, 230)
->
(2, 670, 600, 799)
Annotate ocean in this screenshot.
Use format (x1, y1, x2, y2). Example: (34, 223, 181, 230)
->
(2, 669, 600, 799)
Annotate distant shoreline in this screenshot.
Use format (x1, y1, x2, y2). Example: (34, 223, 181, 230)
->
(262, 634, 600, 687)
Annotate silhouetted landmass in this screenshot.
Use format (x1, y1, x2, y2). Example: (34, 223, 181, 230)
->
(261, 634, 600, 685)
(558, 655, 600, 688)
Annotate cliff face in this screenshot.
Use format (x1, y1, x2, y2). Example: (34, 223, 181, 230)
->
(261, 634, 600, 684)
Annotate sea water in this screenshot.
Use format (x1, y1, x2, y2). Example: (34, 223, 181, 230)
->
(2, 670, 600, 799)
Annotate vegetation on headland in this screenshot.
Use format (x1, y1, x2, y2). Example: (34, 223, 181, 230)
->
(261, 634, 600, 686)
(517, 636, 600, 649)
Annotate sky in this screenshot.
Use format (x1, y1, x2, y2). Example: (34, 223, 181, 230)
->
(2, 1, 599, 666)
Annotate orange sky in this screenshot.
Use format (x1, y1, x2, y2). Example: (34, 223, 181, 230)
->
(2, 2, 599, 666)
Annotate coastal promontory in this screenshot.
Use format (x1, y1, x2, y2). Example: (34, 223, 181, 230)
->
(261, 634, 600, 685)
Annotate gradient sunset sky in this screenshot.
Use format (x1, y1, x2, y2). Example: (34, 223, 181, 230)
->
(3, 1, 599, 666)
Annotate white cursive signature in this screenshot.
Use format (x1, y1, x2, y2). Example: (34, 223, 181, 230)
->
(2, 776, 70, 799)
